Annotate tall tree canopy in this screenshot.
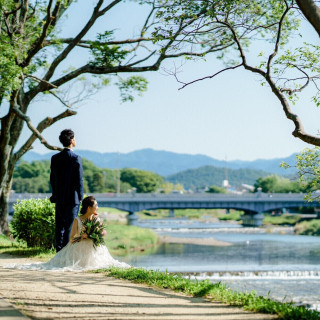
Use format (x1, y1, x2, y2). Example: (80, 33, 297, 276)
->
(2, 0, 320, 233)
(157, 0, 320, 146)
(0, 0, 241, 234)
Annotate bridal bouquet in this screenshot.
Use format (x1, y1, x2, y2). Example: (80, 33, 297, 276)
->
(74, 217, 106, 249)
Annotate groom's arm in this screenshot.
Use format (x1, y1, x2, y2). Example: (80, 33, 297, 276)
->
(75, 155, 84, 202)
(49, 156, 57, 203)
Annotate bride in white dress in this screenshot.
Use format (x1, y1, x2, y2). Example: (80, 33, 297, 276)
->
(7, 196, 130, 271)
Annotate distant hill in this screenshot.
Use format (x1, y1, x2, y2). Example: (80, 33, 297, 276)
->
(23, 148, 297, 176)
(167, 166, 271, 190)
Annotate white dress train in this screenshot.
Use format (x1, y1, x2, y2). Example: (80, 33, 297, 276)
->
(5, 217, 130, 271)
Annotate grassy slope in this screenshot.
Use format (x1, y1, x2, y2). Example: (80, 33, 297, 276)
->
(95, 267, 320, 320)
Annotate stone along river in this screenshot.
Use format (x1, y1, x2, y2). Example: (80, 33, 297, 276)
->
(124, 218, 320, 311)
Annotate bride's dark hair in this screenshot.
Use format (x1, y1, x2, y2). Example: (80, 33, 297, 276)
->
(80, 196, 96, 215)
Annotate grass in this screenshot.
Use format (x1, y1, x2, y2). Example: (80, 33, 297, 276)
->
(217, 211, 242, 221)
(295, 219, 320, 236)
(0, 234, 55, 260)
(0, 222, 160, 258)
(94, 267, 320, 320)
(105, 224, 159, 256)
(263, 214, 302, 226)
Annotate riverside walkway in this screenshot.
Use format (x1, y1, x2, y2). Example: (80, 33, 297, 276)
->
(0, 255, 276, 320)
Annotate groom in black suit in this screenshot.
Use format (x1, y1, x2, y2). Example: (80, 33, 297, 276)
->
(50, 129, 83, 252)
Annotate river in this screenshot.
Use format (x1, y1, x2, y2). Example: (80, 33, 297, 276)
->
(124, 218, 320, 311)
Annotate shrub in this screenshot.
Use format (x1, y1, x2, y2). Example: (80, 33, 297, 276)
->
(10, 198, 55, 249)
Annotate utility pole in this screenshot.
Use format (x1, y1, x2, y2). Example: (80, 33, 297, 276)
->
(222, 155, 229, 189)
(225, 155, 228, 182)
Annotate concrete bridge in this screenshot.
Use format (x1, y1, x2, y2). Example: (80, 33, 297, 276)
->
(8, 191, 320, 226)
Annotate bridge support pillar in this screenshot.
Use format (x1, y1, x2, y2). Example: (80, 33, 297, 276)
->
(241, 213, 264, 227)
(169, 209, 175, 218)
(127, 211, 139, 225)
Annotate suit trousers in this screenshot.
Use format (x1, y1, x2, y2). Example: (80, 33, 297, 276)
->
(55, 203, 80, 252)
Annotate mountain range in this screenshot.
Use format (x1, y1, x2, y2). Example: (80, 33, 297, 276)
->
(22, 148, 297, 177)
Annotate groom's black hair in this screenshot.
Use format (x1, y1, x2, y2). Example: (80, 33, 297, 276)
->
(59, 129, 74, 147)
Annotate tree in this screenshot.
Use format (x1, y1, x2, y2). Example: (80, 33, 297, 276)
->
(206, 185, 227, 194)
(120, 168, 163, 193)
(285, 147, 320, 201)
(295, 1, 320, 38)
(0, 0, 237, 234)
(254, 174, 307, 193)
(12, 160, 51, 193)
(158, 1, 320, 147)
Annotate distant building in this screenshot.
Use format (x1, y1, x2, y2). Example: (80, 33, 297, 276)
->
(222, 179, 230, 188)
(236, 184, 254, 193)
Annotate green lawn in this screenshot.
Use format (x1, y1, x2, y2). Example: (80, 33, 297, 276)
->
(94, 267, 320, 320)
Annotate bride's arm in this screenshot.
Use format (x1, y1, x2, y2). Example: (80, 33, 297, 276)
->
(70, 218, 79, 243)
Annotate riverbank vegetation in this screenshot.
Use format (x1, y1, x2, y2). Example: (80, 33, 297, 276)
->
(295, 220, 320, 236)
(98, 207, 319, 231)
(96, 267, 320, 320)
(263, 214, 302, 226)
(134, 208, 242, 221)
(105, 224, 159, 256)
(2, 197, 160, 258)
(0, 223, 160, 258)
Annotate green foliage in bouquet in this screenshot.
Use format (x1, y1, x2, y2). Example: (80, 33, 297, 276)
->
(75, 217, 105, 249)
(10, 198, 55, 249)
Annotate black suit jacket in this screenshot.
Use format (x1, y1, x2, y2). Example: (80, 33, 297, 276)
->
(50, 148, 83, 205)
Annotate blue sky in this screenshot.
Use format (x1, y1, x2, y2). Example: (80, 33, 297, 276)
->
(16, 1, 320, 161)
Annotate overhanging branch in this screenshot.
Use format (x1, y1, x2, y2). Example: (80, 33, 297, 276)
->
(12, 107, 77, 161)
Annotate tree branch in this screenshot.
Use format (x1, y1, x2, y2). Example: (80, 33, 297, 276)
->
(20, 0, 54, 67)
(267, 3, 292, 75)
(42, 0, 123, 84)
(221, 20, 266, 77)
(13, 108, 77, 162)
(296, 0, 320, 38)
(49, 37, 156, 48)
(48, 90, 71, 108)
(267, 77, 320, 146)
(177, 64, 243, 90)
(280, 64, 311, 94)
(25, 74, 58, 88)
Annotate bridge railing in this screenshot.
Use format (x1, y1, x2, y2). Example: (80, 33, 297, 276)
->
(8, 192, 308, 202)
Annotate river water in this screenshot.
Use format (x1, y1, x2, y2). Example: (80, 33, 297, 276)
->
(124, 218, 320, 310)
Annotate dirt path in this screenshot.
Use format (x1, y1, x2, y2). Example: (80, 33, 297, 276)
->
(0, 255, 277, 320)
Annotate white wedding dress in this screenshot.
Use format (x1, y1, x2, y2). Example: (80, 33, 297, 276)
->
(6, 217, 130, 272)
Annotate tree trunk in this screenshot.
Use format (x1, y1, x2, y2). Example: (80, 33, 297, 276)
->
(0, 145, 14, 235)
(0, 105, 20, 235)
(0, 186, 11, 235)
(296, 0, 320, 38)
